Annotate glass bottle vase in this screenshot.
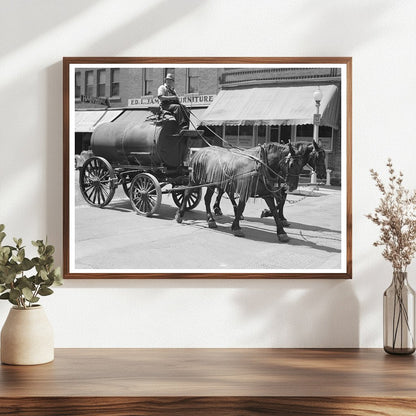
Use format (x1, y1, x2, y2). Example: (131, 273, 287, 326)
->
(383, 271, 416, 355)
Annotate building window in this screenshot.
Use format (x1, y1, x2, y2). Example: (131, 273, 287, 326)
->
(85, 70, 94, 97)
(187, 68, 199, 93)
(164, 68, 175, 79)
(97, 69, 106, 97)
(186, 68, 199, 94)
(75, 71, 81, 99)
(143, 68, 153, 96)
(110, 69, 120, 97)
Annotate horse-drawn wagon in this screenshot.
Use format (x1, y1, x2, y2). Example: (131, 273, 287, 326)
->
(79, 106, 320, 242)
(79, 109, 203, 216)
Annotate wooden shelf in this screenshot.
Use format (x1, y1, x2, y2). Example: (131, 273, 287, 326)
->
(1, 348, 415, 415)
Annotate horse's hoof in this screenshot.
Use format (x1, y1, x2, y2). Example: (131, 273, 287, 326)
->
(233, 229, 245, 237)
(277, 233, 289, 243)
(175, 212, 183, 223)
(281, 220, 290, 227)
(208, 221, 217, 229)
(214, 208, 223, 216)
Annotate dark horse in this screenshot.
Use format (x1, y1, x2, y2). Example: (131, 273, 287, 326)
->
(212, 140, 326, 227)
(262, 139, 326, 226)
(175, 142, 304, 242)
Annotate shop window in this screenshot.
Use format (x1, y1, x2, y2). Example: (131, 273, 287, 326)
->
(257, 125, 267, 145)
(224, 125, 239, 147)
(75, 71, 81, 99)
(296, 124, 313, 140)
(270, 126, 279, 142)
(85, 71, 94, 97)
(295, 124, 333, 151)
(270, 125, 291, 143)
(187, 68, 199, 93)
(110, 69, 120, 97)
(280, 125, 291, 143)
(239, 125, 253, 147)
(97, 69, 106, 97)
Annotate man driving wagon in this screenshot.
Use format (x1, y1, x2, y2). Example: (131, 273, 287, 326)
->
(157, 73, 190, 131)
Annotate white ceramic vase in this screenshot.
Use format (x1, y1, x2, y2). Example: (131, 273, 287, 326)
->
(1, 305, 54, 365)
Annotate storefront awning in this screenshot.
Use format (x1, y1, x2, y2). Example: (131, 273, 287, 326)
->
(199, 85, 340, 129)
(75, 110, 123, 133)
(188, 108, 206, 130)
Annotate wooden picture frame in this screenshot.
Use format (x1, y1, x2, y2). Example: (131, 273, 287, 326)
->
(63, 57, 352, 279)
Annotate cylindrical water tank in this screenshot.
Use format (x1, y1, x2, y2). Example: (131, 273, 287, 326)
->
(91, 116, 188, 168)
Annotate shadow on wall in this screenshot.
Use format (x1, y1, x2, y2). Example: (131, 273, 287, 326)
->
(291, 0, 394, 52)
(46, 0, 205, 263)
(233, 280, 359, 348)
(1, 0, 101, 56)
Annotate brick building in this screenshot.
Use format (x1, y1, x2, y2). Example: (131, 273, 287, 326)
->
(74, 66, 342, 184)
(74, 67, 222, 153)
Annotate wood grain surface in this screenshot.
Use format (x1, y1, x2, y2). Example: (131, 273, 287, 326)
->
(1, 348, 415, 415)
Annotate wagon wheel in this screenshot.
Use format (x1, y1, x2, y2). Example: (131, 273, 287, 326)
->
(79, 157, 116, 207)
(129, 173, 162, 216)
(172, 186, 202, 211)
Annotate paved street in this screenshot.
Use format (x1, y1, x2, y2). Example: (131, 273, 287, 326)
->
(74, 174, 342, 272)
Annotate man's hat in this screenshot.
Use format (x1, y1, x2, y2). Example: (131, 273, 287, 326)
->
(165, 73, 175, 81)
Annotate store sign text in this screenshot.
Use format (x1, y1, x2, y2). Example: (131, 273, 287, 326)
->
(128, 94, 215, 107)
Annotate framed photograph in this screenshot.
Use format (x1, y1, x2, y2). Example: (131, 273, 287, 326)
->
(63, 57, 352, 279)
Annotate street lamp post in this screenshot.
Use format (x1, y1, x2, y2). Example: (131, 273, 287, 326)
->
(311, 87, 323, 185)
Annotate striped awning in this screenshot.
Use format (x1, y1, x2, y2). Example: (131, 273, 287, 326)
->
(199, 85, 340, 129)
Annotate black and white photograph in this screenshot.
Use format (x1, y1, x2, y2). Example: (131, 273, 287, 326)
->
(64, 58, 352, 278)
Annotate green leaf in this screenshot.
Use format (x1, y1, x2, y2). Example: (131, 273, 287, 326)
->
(8, 297, 18, 306)
(17, 276, 35, 291)
(0, 286, 7, 294)
(0, 292, 9, 299)
(21, 258, 33, 271)
(22, 287, 34, 301)
(39, 269, 48, 281)
(45, 245, 55, 256)
(38, 287, 54, 296)
(13, 237, 22, 248)
(32, 240, 43, 247)
(52, 267, 63, 285)
(9, 288, 21, 301)
(17, 248, 25, 263)
(0, 232, 6, 244)
(2, 271, 17, 285)
(0, 224, 5, 232)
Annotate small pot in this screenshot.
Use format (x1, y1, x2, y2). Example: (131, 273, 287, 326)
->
(1, 305, 54, 365)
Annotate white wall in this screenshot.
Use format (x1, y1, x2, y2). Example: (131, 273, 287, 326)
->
(1, 0, 415, 348)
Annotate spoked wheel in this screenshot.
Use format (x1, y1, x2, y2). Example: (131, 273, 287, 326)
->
(129, 173, 162, 216)
(79, 157, 116, 207)
(172, 186, 202, 211)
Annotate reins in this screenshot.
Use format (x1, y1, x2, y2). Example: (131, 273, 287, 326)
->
(187, 108, 300, 184)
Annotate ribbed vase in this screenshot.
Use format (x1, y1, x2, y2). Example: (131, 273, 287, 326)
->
(1, 305, 54, 365)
